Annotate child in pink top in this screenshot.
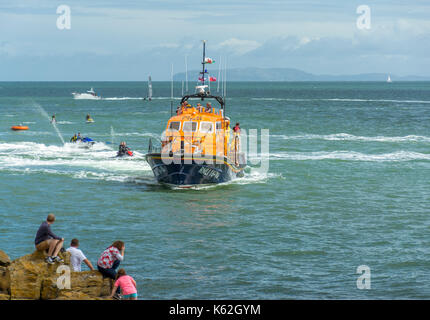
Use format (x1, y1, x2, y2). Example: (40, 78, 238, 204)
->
(109, 268, 138, 300)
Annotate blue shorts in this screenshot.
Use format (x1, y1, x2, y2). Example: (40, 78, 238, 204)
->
(122, 293, 138, 299)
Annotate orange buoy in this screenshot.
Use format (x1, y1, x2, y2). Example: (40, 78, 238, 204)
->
(11, 125, 29, 131)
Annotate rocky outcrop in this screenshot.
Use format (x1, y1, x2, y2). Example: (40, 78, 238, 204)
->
(0, 249, 112, 300)
(0, 250, 11, 300)
(0, 250, 11, 267)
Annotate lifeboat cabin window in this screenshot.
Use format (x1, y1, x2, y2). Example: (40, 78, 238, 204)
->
(183, 121, 198, 132)
(168, 121, 181, 131)
(216, 122, 222, 131)
(200, 122, 214, 134)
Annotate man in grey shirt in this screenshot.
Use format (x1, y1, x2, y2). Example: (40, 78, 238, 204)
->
(34, 213, 64, 264)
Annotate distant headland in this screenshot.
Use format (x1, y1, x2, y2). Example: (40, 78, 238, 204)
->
(174, 67, 430, 82)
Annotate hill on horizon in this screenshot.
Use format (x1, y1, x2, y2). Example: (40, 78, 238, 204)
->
(173, 67, 430, 82)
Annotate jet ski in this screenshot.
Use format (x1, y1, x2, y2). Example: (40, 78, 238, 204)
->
(71, 136, 96, 148)
(116, 149, 133, 157)
(81, 137, 95, 144)
(116, 141, 133, 157)
(80, 137, 95, 148)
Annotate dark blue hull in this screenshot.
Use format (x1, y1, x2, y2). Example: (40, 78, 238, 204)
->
(145, 153, 245, 187)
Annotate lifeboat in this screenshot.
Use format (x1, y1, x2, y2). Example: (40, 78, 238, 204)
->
(145, 41, 245, 187)
(11, 125, 29, 131)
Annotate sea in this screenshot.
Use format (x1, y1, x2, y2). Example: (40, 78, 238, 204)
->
(0, 81, 429, 299)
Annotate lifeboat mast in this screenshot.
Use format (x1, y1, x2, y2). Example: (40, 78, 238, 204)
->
(179, 40, 226, 121)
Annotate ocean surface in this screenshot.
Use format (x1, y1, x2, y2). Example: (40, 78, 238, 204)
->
(0, 81, 429, 299)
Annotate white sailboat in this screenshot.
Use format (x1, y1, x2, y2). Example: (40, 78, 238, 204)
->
(147, 76, 153, 101)
(387, 75, 392, 83)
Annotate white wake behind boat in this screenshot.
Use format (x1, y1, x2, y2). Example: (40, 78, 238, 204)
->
(72, 88, 102, 100)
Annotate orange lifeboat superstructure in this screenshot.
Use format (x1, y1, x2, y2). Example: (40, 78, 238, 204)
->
(164, 104, 230, 159)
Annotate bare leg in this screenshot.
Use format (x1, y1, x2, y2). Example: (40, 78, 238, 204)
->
(52, 239, 64, 257)
(47, 239, 58, 256)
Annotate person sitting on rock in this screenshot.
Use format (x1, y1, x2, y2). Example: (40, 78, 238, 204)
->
(66, 238, 94, 272)
(109, 268, 138, 300)
(34, 213, 64, 264)
(97, 241, 125, 297)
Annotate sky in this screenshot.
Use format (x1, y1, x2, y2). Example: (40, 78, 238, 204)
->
(0, 0, 429, 80)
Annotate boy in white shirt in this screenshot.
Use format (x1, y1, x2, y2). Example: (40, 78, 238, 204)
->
(66, 238, 94, 272)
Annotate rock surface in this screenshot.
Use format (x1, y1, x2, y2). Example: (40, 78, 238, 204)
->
(0, 250, 11, 267)
(0, 249, 112, 300)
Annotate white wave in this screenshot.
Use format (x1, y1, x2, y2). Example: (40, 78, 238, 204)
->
(0, 154, 150, 171)
(148, 97, 182, 100)
(251, 97, 430, 104)
(103, 96, 181, 101)
(326, 98, 430, 104)
(71, 171, 141, 182)
(9, 131, 54, 136)
(103, 97, 144, 100)
(56, 121, 74, 124)
(267, 151, 430, 162)
(1, 167, 144, 183)
(273, 133, 430, 143)
(168, 170, 282, 190)
(111, 132, 161, 139)
(0, 141, 150, 174)
(232, 170, 283, 185)
(72, 95, 101, 100)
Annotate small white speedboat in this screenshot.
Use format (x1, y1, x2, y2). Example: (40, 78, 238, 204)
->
(72, 88, 102, 100)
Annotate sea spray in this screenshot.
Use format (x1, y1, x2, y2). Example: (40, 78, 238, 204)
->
(110, 126, 115, 145)
(34, 103, 65, 144)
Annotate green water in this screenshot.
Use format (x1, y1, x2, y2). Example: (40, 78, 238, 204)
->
(0, 81, 429, 299)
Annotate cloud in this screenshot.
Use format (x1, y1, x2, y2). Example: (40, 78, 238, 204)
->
(234, 21, 430, 76)
(217, 38, 261, 55)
